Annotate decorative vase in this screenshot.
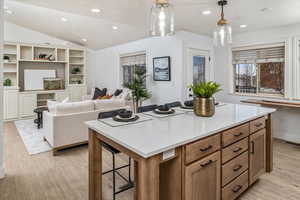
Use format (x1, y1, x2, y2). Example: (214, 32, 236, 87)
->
(194, 97, 215, 117)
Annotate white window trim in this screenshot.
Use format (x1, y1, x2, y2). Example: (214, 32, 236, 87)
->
(293, 36, 300, 99)
(230, 39, 293, 99)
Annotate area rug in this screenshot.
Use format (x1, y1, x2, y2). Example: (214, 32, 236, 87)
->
(14, 119, 52, 155)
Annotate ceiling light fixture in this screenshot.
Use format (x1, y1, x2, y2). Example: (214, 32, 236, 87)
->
(150, 0, 175, 37)
(202, 10, 211, 15)
(91, 8, 101, 13)
(240, 24, 247, 28)
(213, 0, 232, 47)
(82, 38, 88, 42)
(61, 17, 68, 22)
(112, 26, 118, 30)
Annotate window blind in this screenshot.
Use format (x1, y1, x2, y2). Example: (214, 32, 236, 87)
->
(120, 54, 146, 66)
(232, 46, 285, 64)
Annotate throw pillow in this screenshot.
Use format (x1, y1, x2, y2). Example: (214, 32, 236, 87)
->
(92, 87, 107, 100)
(113, 89, 123, 97)
(98, 95, 113, 100)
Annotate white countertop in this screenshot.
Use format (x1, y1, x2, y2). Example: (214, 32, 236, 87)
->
(85, 103, 276, 158)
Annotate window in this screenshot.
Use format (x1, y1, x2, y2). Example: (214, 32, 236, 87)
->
(193, 55, 206, 84)
(120, 53, 146, 86)
(233, 45, 285, 96)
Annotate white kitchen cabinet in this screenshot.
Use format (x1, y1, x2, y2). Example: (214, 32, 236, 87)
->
(4, 89, 19, 120)
(19, 93, 37, 118)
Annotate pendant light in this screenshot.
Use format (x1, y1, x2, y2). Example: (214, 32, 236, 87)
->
(213, 0, 232, 46)
(150, 0, 175, 37)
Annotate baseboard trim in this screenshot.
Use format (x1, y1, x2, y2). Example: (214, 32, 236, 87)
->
(0, 166, 4, 179)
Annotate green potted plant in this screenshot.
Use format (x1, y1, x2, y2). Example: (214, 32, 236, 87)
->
(4, 78, 12, 87)
(189, 81, 221, 117)
(72, 67, 81, 74)
(124, 67, 151, 113)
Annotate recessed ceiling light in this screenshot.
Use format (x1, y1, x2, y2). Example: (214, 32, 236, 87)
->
(112, 26, 118, 30)
(61, 17, 68, 22)
(82, 38, 87, 42)
(261, 7, 272, 12)
(240, 24, 247, 28)
(91, 8, 101, 13)
(202, 10, 211, 15)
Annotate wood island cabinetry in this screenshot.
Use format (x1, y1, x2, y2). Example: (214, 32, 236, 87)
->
(182, 115, 268, 200)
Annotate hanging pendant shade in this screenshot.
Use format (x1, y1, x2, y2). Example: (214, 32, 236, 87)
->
(150, 0, 175, 37)
(213, 0, 232, 47)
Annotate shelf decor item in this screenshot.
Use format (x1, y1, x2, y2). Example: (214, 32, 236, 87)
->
(189, 81, 221, 117)
(153, 56, 171, 81)
(124, 67, 151, 113)
(72, 67, 81, 74)
(3, 55, 10, 63)
(4, 78, 12, 86)
(43, 78, 64, 90)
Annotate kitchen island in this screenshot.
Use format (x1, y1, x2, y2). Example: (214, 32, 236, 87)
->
(86, 103, 276, 200)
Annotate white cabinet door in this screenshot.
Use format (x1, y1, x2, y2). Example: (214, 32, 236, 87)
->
(19, 93, 37, 118)
(4, 90, 19, 120)
(69, 86, 87, 102)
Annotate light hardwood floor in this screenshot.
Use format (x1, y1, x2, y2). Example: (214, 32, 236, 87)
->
(1, 122, 300, 200)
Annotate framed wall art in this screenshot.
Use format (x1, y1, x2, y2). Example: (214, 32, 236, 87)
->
(153, 56, 171, 81)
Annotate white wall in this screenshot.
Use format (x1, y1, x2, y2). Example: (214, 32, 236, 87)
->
(214, 23, 300, 143)
(0, 0, 5, 179)
(94, 31, 213, 105)
(4, 22, 97, 91)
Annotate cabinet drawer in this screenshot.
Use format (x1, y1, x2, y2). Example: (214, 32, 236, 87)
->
(222, 123, 249, 147)
(222, 138, 248, 164)
(222, 151, 248, 186)
(222, 170, 249, 200)
(250, 117, 266, 134)
(185, 134, 221, 164)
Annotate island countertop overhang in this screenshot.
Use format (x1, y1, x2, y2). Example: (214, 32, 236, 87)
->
(86, 103, 276, 158)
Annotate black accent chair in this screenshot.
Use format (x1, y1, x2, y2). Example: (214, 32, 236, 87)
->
(165, 101, 182, 108)
(98, 109, 134, 200)
(137, 104, 158, 113)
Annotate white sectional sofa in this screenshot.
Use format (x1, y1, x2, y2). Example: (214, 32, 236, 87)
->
(43, 99, 129, 155)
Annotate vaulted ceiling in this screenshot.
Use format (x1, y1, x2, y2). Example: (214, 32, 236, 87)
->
(4, 0, 300, 50)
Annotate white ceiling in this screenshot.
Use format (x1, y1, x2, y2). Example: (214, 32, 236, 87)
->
(4, 0, 300, 50)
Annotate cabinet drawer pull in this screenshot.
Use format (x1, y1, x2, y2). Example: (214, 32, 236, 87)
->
(232, 185, 243, 193)
(255, 123, 263, 127)
(233, 132, 243, 137)
(200, 160, 213, 167)
(233, 164, 242, 171)
(200, 145, 213, 152)
(251, 141, 255, 154)
(232, 147, 242, 153)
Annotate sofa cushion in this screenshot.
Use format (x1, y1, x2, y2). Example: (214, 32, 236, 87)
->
(94, 99, 126, 111)
(47, 97, 69, 113)
(92, 87, 107, 100)
(54, 100, 95, 115)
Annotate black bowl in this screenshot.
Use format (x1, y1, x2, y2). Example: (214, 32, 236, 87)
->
(184, 100, 193, 107)
(118, 110, 133, 118)
(158, 105, 170, 112)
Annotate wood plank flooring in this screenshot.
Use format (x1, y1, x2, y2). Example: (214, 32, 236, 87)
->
(0, 122, 300, 200)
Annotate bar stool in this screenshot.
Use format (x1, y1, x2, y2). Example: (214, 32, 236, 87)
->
(98, 109, 134, 200)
